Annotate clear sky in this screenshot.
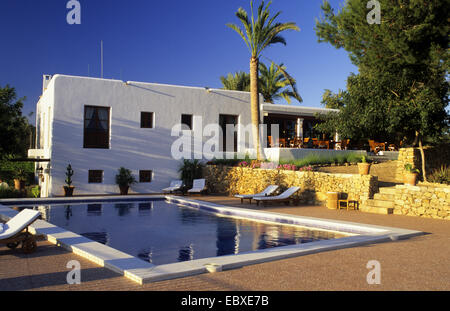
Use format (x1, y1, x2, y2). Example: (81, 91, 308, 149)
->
(0, 0, 356, 121)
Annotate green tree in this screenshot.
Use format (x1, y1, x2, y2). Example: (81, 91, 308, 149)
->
(220, 71, 250, 92)
(220, 61, 302, 104)
(227, 0, 299, 159)
(258, 61, 302, 104)
(315, 0, 449, 180)
(321, 89, 345, 109)
(0, 85, 31, 157)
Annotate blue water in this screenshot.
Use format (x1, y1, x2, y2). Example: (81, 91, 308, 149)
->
(19, 200, 344, 265)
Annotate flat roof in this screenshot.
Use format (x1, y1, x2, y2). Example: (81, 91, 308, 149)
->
(262, 103, 339, 117)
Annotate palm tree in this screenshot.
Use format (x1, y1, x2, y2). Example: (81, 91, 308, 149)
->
(227, 0, 299, 159)
(259, 61, 302, 104)
(220, 71, 250, 91)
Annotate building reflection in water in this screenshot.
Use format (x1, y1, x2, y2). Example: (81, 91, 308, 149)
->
(216, 218, 238, 256)
(64, 205, 72, 220)
(138, 202, 153, 215)
(114, 203, 135, 216)
(87, 204, 102, 216)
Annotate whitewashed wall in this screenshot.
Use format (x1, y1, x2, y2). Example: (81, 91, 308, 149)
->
(46, 75, 254, 196)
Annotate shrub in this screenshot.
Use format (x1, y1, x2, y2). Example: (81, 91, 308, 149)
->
(428, 165, 450, 185)
(115, 167, 136, 187)
(179, 159, 204, 189)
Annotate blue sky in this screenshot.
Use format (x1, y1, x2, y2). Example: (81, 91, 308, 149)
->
(0, 0, 356, 121)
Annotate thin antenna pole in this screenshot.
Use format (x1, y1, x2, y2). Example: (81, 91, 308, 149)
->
(101, 40, 103, 79)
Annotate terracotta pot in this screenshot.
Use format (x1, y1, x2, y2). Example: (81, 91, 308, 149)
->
(357, 163, 371, 175)
(404, 173, 418, 186)
(63, 186, 75, 197)
(119, 185, 129, 195)
(14, 179, 25, 190)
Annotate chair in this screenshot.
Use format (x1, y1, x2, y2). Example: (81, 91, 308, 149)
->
(187, 179, 207, 195)
(277, 138, 286, 147)
(162, 180, 184, 193)
(234, 185, 279, 204)
(0, 209, 40, 254)
(337, 193, 359, 211)
(254, 187, 300, 206)
(368, 140, 385, 153)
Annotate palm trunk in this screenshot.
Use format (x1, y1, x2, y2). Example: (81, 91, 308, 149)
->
(250, 57, 262, 160)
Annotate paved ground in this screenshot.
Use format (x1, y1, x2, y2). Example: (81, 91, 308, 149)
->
(1, 195, 449, 291)
(318, 161, 401, 186)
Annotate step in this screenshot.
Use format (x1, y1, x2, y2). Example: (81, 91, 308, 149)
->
(378, 187, 397, 195)
(360, 204, 394, 215)
(366, 199, 394, 208)
(373, 193, 395, 201)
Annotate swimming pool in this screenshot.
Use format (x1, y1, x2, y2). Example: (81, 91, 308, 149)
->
(0, 195, 423, 284)
(10, 199, 346, 265)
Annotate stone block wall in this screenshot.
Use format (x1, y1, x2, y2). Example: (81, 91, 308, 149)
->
(204, 165, 378, 205)
(393, 183, 450, 219)
(395, 145, 450, 182)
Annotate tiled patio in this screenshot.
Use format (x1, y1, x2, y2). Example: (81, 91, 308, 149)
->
(1, 196, 449, 291)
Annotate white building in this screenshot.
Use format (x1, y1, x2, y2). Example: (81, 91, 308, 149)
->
(28, 74, 337, 197)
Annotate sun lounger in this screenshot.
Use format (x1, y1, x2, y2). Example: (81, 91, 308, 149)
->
(253, 186, 300, 206)
(187, 179, 207, 195)
(234, 185, 279, 204)
(0, 209, 40, 253)
(162, 180, 184, 193)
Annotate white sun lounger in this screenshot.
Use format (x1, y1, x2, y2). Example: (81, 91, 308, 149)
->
(253, 186, 300, 206)
(0, 209, 40, 253)
(162, 180, 184, 193)
(187, 179, 207, 195)
(234, 185, 279, 204)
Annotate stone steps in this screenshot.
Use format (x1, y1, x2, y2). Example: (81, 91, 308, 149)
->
(373, 193, 395, 201)
(360, 186, 397, 215)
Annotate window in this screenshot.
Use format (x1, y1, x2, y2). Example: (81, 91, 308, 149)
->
(88, 170, 103, 183)
(141, 112, 154, 128)
(139, 170, 153, 183)
(84, 106, 110, 148)
(181, 114, 193, 130)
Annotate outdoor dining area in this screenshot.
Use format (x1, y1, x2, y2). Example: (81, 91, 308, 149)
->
(262, 110, 399, 152)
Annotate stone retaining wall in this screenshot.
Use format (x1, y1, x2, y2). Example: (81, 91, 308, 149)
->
(393, 182, 450, 219)
(395, 145, 450, 182)
(204, 165, 378, 205)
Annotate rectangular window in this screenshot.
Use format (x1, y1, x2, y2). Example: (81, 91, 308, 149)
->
(84, 106, 110, 149)
(88, 170, 103, 183)
(139, 170, 153, 183)
(141, 112, 154, 128)
(181, 114, 193, 130)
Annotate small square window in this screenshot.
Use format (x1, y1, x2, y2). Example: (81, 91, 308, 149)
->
(139, 170, 153, 183)
(181, 114, 193, 130)
(141, 112, 154, 128)
(88, 170, 103, 183)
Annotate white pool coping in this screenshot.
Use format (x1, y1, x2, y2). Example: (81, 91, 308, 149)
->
(0, 195, 423, 285)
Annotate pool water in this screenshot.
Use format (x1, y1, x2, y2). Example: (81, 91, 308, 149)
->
(20, 200, 346, 265)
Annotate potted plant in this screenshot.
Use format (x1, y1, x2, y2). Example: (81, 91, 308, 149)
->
(13, 169, 27, 191)
(357, 155, 371, 175)
(115, 167, 136, 195)
(404, 163, 420, 186)
(63, 164, 75, 197)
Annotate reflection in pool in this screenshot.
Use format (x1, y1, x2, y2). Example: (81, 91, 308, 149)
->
(21, 200, 346, 265)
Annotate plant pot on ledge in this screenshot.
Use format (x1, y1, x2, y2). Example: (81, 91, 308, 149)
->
(63, 186, 75, 197)
(403, 163, 420, 186)
(357, 156, 371, 175)
(403, 173, 418, 186)
(119, 185, 129, 195)
(115, 167, 136, 195)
